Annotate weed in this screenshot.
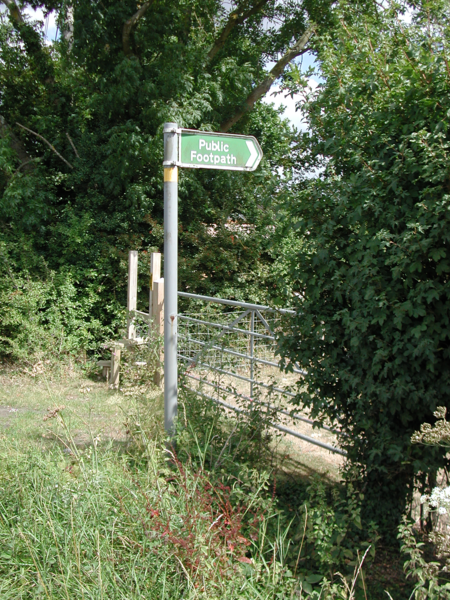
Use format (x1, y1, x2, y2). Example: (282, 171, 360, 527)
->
(0, 424, 300, 599)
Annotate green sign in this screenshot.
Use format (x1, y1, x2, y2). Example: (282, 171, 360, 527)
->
(179, 129, 263, 171)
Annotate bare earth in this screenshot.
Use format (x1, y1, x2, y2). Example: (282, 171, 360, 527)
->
(0, 364, 343, 482)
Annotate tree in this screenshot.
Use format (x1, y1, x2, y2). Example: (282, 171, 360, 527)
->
(279, 0, 450, 537)
(0, 0, 335, 343)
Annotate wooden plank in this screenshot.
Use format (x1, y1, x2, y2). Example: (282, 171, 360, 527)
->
(152, 277, 164, 386)
(151, 252, 161, 281)
(118, 338, 145, 348)
(98, 359, 111, 380)
(151, 278, 164, 335)
(127, 250, 138, 340)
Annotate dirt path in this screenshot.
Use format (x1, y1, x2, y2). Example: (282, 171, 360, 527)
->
(0, 368, 128, 445)
(0, 366, 343, 481)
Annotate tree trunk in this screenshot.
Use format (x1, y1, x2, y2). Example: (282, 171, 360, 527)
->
(220, 28, 314, 132)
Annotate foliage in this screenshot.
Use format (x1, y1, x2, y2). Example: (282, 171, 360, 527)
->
(296, 481, 377, 582)
(274, 477, 378, 597)
(177, 386, 282, 475)
(278, 0, 450, 538)
(0, 249, 118, 362)
(175, 387, 381, 597)
(412, 406, 450, 449)
(118, 320, 163, 388)
(396, 406, 450, 599)
(0, 0, 327, 348)
(0, 351, 419, 600)
(399, 517, 450, 600)
(118, 336, 166, 446)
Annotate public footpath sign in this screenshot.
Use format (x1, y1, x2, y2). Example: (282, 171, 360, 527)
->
(162, 123, 263, 438)
(179, 129, 263, 171)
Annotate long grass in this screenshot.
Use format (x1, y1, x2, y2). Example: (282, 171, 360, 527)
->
(0, 368, 410, 600)
(0, 422, 299, 600)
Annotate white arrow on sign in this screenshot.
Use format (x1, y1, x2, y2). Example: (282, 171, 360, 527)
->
(245, 140, 258, 168)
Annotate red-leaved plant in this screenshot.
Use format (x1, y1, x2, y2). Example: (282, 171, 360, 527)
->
(118, 450, 268, 588)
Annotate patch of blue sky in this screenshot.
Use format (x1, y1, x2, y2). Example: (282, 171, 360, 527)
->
(263, 51, 322, 131)
(22, 6, 59, 44)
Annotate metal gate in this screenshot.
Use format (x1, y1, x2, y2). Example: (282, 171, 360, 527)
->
(177, 292, 345, 456)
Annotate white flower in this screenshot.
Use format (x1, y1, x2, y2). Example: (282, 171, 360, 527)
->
(429, 488, 443, 508)
(441, 487, 450, 500)
(438, 506, 447, 515)
(420, 495, 428, 504)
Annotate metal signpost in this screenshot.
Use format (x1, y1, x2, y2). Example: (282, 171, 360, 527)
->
(163, 123, 263, 438)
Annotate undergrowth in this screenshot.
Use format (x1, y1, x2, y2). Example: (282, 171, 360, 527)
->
(0, 389, 380, 600)
(0, 361, 435, 599)
(0, 430, 296, 599)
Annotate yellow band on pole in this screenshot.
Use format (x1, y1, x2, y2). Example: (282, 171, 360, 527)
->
(164, 167, 178, 182)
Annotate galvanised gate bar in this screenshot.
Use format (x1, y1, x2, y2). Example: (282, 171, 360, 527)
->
(177, 291, 346, 456)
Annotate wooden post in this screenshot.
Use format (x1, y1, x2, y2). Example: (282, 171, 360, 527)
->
(149, 253, 164, 386)
(152, 278, 164, 386)
(149, 252, 161, 316)
(110, 347, 121, 388)
(127, 251, 138, 340)
(152, 278, 164, 334)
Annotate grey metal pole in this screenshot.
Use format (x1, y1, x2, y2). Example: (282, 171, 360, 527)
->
(163, 122, 178, 437)
(249, 310, 255, 398)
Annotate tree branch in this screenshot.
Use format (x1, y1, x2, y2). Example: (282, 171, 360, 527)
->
(0, 115, 34, 173)
(14, 157, 42, 176)
(0, 0, 24, 25)
(16, 123, 74, 169)
(62, 5, 74, 52)
(220, 27, 314, 132)
(2, 0, 55, 82)
(123, 1, 155, 57)
(208, 0, 269, 63)
(66, 132, 80, 158)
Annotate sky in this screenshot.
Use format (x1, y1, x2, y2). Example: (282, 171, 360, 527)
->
(0, 4, 59, 42)
(23, 6, 58, 44)
(260, 3, 416, 130)
(262, 52, 320, 131)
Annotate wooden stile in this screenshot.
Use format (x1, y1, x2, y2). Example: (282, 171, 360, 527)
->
(149, 252, 161, 315)
(110, 347, 122, 388)
(99, 250, 164, 388)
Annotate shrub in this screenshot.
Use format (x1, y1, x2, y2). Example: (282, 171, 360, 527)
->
(177, 384, 283, 476)
(398, 407, 450, 599)
(279, 0, 450, 538)
(176, 387, 380, 597)
(0, 267, 110, 363)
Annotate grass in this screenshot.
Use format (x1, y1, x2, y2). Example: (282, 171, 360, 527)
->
(0, 362, 298, 599)
(0, 364, 122, 444)
(0, 361, 418, 599)
(0, 438, 296, 599)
